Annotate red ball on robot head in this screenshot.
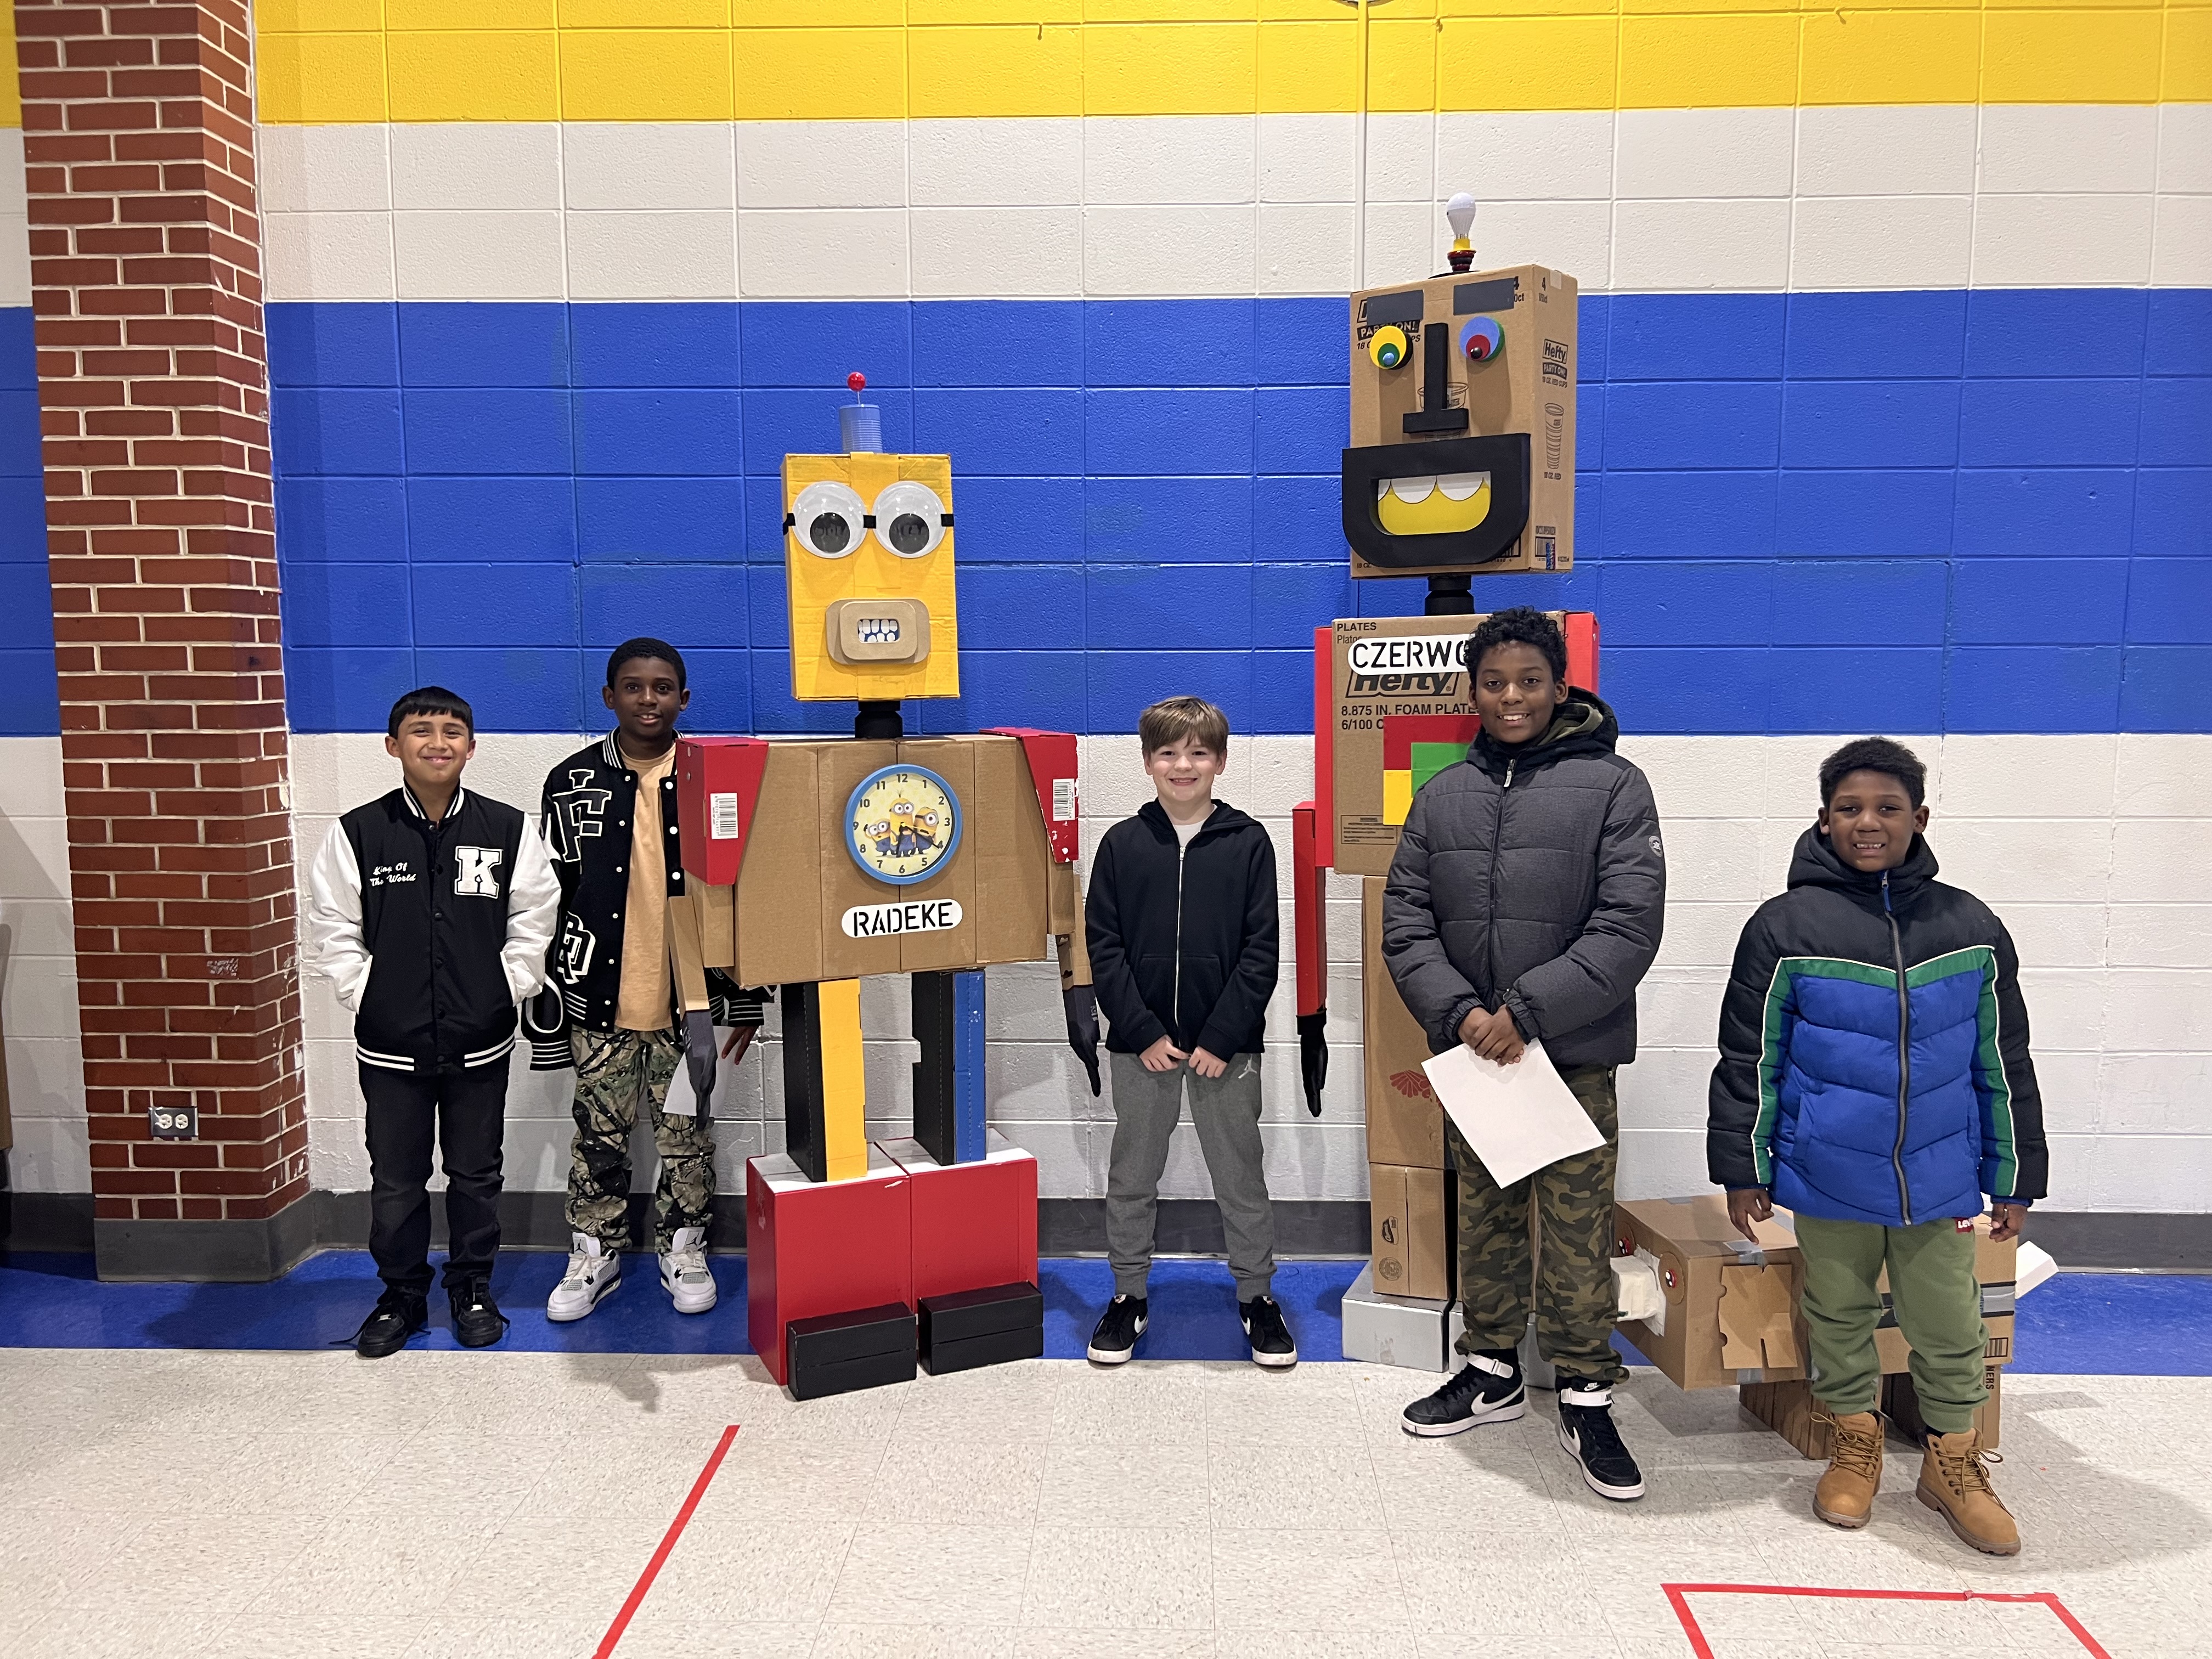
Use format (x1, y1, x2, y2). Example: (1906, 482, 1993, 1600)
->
(848, 371, 867, 394)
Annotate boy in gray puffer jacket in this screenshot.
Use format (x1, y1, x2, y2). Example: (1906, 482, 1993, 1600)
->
(1382, 607, 1665, 1501)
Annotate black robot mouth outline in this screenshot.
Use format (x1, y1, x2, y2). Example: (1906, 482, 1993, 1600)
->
(1340, 434, 1532, 569)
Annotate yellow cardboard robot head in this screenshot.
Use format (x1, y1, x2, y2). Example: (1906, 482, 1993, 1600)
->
(783, 378, 958, 702)
(1342, 196, 1579, 580)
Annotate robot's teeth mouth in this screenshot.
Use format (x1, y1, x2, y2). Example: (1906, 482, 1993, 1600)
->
(1375, 471, 1492, 535)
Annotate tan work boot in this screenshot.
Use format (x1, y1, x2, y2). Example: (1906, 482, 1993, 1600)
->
(1812, 1409, 1884, 1528)
(1916, 1427, 2021, 1555)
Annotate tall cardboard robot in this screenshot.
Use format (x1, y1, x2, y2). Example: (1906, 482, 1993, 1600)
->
(1297, 200, 1602, 1363)
(672, 377, 1096, 1396)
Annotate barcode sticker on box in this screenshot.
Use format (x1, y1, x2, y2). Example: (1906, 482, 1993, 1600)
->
(710, 792, 740, 839)
(1052, 777, 1076, 821)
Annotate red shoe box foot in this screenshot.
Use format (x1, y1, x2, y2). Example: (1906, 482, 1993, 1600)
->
(880, 1129, 1039, 1305)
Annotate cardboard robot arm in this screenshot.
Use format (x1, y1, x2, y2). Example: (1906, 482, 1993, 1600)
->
(1293, 802, 1328, 1118)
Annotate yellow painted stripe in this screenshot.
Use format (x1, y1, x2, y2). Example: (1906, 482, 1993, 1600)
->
(252, 8, 2203, 120)
(817, 979, 870, 1186)
(0, 15, 18, 128)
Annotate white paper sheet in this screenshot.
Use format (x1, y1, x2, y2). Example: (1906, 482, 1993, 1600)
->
(660, 1026, 734, 1119)
(1420, 1039, 1604, 1188)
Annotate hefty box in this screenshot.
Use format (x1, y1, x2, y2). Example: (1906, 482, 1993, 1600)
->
(1370, 1162, 1453, 1302)
(1363, 878, 1445, 1169)
(1328, 613, 1596, 877)
(1345, 263, 1578, 579)
(1612, 1196, 1809, 1392)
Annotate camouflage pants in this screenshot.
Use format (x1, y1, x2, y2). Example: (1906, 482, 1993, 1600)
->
(1449, 1063, 1623, 1386)
(565, 1027, 714, 1254)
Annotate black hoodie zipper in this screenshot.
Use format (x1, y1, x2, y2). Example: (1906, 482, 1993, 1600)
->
(1882, 869, 1914, 1226)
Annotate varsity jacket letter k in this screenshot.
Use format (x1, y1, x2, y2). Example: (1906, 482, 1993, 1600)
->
(454, 847, 503, 896)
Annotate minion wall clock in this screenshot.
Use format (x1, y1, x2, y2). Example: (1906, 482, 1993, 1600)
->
(847, 764, 962, 886)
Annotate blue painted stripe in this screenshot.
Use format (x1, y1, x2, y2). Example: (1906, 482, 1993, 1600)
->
(953, 968, 988, 1165)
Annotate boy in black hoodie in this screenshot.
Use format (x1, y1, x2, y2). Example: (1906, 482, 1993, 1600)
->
(1084, 696, 1294, 1368)
(1383, 607, 1665, 1501)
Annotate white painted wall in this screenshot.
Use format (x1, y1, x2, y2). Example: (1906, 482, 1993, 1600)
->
(0, 736, 89, 1193)
(278, 730, 2212, 1215)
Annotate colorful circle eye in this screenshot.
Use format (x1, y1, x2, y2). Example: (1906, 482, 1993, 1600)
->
(1369, 325, 1408, 370)
(1461, 317, 1504, 362)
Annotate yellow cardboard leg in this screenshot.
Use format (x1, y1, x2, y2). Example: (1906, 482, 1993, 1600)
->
(817, 978, 868, 1182)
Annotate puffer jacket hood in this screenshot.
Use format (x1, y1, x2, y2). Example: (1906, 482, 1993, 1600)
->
(1707, 824, 2051, 1223)
(1379, 692, 1664, 1070)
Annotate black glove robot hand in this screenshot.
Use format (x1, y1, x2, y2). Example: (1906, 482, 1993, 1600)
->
(1063, 984, 1102, 1098)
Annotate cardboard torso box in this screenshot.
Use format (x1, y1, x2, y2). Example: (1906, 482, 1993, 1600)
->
(1362, 877, 1445, 1167)
(1328, 612, 1575, 877)
(1613, 1197, 1810, 1392)
(689, 734, 1053, 986)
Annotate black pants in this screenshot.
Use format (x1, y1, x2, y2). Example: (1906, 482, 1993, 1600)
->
(360, 1062, 508, 1295)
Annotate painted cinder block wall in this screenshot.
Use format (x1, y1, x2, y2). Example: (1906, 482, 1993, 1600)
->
(1, 4, 2208, 1223)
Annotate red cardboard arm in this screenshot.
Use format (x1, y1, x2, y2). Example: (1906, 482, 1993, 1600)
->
(1293, 803, 1327, 1017)
(982, 727, 1079, 864)
(1566, 610, 1599, 693)
(1311, 625, 1334, 870)
(676, 736, 769, 888)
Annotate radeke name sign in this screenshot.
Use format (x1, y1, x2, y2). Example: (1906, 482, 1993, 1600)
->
(842, 899, 964, 939)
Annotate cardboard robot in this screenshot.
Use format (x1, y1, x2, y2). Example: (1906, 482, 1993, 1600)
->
(670, 377, 1097, 1396)
(1301, 200, 1601, 1368)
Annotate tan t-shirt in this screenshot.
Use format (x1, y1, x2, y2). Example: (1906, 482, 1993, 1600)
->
(615, 743, 676, 1031)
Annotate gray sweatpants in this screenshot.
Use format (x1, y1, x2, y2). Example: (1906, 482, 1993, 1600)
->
(1105, 1049, 1276, 1301)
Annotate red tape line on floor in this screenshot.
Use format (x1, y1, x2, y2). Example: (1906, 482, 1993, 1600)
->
(1662, 1584, 2112, 1658)
(596, 1423, 741, 1658)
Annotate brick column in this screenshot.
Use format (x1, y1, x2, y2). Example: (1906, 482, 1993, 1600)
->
(17, 0, 309, 1278)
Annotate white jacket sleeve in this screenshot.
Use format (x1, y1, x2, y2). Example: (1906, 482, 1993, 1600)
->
(503, 818, 561, 1004)
(304, 821, 373, 1013)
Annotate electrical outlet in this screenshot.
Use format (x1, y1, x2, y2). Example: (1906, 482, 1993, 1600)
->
(149, 1104, 198, 1139)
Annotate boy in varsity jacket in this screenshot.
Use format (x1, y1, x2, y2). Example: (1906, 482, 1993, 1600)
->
(306, 686, 560, 1359)
(1709, 737, 2048, 1556)
(527, 639, 764, 1323)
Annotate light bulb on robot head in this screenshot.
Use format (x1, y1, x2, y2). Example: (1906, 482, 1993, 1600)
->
(1444, 191, 1477, 272)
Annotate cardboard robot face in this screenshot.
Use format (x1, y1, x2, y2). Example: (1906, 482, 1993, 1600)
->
(1341, 263, 1579, 579)
(783, 452, 960, 701)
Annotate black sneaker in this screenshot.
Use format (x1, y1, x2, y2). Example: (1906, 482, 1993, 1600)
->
(1086, 1294, 1148, 1365)
(1557, 1383, 1645, 1501)
(448, 1276, 509, 1349)
(1401, 1350, 1526, 1436)
(1239, 1294, 1298, 1369)
(352, 1288, 427, 1359)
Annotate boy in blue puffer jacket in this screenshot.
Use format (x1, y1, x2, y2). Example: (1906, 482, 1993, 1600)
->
(1708, 738, 2047, 1557)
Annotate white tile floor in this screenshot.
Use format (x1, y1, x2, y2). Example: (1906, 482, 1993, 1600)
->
(0, 1351, 2202, 1658)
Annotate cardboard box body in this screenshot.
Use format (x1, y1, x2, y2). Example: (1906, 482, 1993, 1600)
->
(1743, 1368, 2003, 1459)
(1347, 263, 1578, 578)
(1329, 613, 1557, 876)
(1370, 1161, 1453, 1301)
(1362, 877, 1446, 1167)
(1613, 1196, 1810, 1392)
(689, 734, 1053, 986)
(1341, 1261, 1465, 1371)
(746, 1148, 913, 1386)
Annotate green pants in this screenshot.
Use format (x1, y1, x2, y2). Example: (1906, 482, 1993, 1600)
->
(1451, 1063, 1623, 1387)
(1797, 1213, 1988, 1434)
(564, 1027, 715, 1254)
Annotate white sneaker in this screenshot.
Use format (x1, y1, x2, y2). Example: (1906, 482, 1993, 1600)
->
(546, 1232, 620, 1322)
(660, 1226, 718, 1315)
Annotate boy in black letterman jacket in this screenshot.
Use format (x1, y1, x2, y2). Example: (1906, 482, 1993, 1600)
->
(306, 686, 560, 1358)
(527, 639, 765, 1322)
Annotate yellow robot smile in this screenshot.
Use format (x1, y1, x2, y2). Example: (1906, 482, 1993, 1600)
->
(1375, 472, 1493, 536)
